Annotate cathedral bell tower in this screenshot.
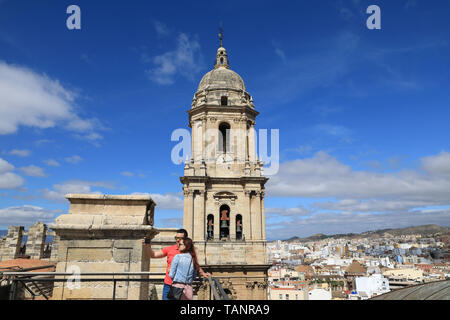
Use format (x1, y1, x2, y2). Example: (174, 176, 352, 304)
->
(181, 32, 270, 300)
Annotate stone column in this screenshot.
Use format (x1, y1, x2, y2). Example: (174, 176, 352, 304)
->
(193, 190, 205, 241)
(201, 116, 206, 161)
(195, 121, 203, 163)
(229, 210, 236, 240)
(239, 118, 247, 163)
(183, 188, 194, 237)
(213, 201, 220, 240)
(244, 190, 252, 240)
(261, 191, 266, 240)
(248, 122, 256, 162)
(27, 222, 47, 259)
(2, 226, 24, 261)
(251, 191, 262, 240)
(50, 235, 60, 262)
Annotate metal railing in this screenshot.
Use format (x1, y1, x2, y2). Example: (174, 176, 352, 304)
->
(1, 270, 230, 300)
(208, 277, 231, 300)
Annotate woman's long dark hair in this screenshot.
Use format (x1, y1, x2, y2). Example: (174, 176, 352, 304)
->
(181, 237, 200, 271)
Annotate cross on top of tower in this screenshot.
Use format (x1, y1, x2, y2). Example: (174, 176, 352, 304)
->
(215, 28, 229, 69)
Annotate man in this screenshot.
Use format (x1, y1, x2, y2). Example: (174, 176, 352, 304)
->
(143, 228, 211, 300)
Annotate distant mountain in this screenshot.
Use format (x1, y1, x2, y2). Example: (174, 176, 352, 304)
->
(281, 224, 450, 242)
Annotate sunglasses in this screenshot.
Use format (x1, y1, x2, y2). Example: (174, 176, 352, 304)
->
(174, 236, 184, 240)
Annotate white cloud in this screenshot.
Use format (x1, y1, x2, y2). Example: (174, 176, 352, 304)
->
(421, 151, 450, 177)
(265, 150, 450, 239)
(65, 155, 83, 164)
(9, 149, 30, 157)
(121, 171, 134, 177)
(160, 217, 183, 228)
(43, 159, 60, 167)
(0, 158, 14, 173)
(0, 60, 103, 140)
(147, 33, 204, 85)
(41, 180, 115, 203)
(131, 192, 184, 210)
(19, 165, 47, 177)
(267, 151, 450, 202)
(153, 20, 170, 37)
(311, 124, 354, 143)
(0, 158, 24, 189)
(0, 205, 59, 227)
(266, 205, 311, 217)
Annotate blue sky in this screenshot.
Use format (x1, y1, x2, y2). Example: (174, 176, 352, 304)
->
(0, 0, 449, 240)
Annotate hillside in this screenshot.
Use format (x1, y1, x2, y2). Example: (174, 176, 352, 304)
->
(282, 224, 450, 242)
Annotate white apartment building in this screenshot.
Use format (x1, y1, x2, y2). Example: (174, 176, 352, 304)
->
(268, 287, 308, 300)
(354, 274, 390, 299)
(308, 288, 332, 300)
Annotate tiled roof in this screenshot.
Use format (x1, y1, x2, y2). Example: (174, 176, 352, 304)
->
(295, 265, 314, 273)
(0, 258, 55, 272)
(345, 260, 367, 274)
(371, 279, 450, 300)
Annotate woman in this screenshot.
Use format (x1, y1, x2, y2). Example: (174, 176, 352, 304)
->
(169, 237, 200, 300)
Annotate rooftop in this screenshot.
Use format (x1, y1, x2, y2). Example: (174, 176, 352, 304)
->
(371, 279, 450, 300)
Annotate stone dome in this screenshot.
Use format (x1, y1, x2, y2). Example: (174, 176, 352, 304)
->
(197, 67, 246, 92)
(191, 44, 254, 109)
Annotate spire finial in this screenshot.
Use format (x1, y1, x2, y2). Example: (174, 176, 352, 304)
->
(218, 26, 223, 47)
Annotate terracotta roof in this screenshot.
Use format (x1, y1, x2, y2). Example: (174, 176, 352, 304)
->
(0, 258, 55, 272)
(345, 260, 367, 274)
(295, 265, 314, 273)
(271, 287, 304, 291)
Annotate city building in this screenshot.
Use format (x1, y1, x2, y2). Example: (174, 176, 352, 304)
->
(354, 274, 390, 299)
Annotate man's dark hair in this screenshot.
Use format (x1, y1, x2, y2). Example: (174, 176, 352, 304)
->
(177, 229, 188, 238)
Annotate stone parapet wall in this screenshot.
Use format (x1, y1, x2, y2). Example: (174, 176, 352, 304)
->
(0, 226, 24, 261)
(50, 194, 158, 300)
(27, 222, 47, 260)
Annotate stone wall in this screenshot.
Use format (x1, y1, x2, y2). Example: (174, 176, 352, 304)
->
(27, 222, 47, 260)
(0, 223, 51, 262)
(50, 194, 158, 300)
(0, 226, 24, 261)
(51, 237, 152, 300)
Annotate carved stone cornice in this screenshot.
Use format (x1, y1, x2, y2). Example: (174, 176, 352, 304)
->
(188, 105, 259, 118)
(245, 282, 255, 289)
(180, 176, 269, 185)
(183, 187, 192, 197)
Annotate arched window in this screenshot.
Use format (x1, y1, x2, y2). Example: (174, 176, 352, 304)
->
(219, 204, 230, 240)
(207, 214, 214, 240)
(218, 122, 230, 154)
(236, 214, 243, 240)
(221, 96, 228, 106)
